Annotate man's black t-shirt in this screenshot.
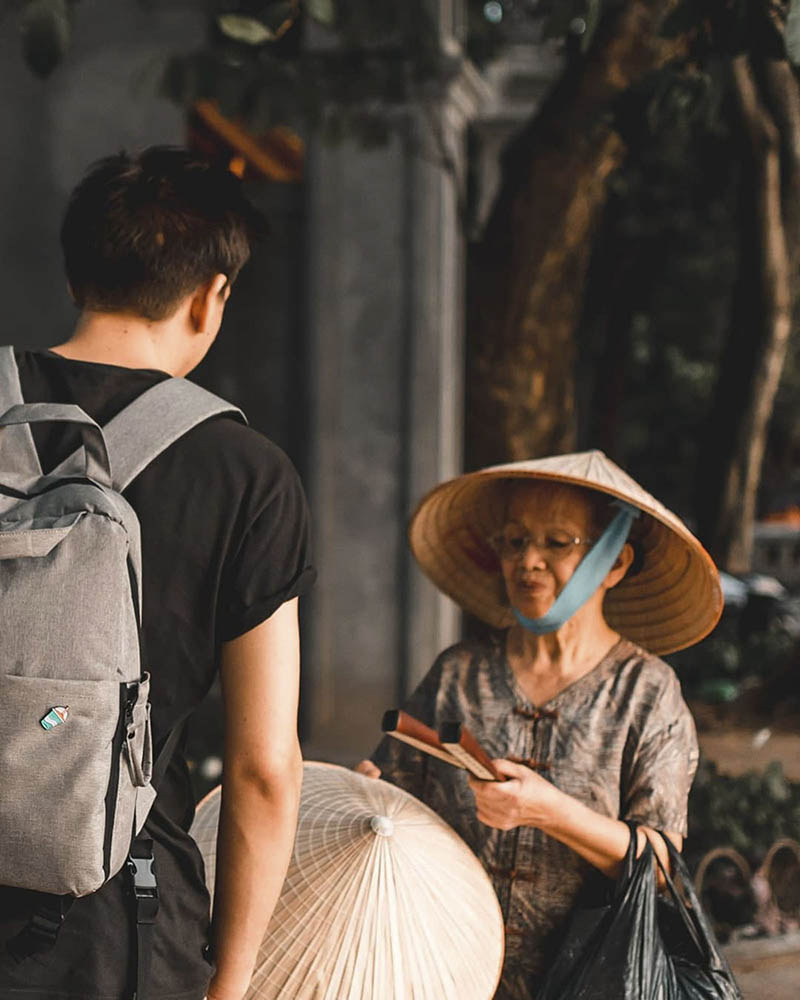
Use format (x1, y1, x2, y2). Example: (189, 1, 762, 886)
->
(0, 350, 315, 1000)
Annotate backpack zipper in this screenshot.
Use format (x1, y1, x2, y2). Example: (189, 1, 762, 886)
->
(103, 682, 137, 877)
(0, 476, 101, 500)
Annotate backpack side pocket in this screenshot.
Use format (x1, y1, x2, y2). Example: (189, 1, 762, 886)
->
(109, 674, 154, 876)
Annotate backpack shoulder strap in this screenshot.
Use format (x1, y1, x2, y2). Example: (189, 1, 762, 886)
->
(52, 377, 246, 491)
(0, 345, 43, 480)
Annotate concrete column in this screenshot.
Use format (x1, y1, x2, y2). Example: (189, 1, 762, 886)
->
(302, 124, 410, 761)
(302, 25, 488, 762)
(402, 60, 491, 695)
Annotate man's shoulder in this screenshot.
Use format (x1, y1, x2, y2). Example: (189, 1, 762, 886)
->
(181, 410, 287, 459)
(157, 412, 299, 491)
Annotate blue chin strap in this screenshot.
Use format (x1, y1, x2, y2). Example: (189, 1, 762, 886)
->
(512, 500, 639, 635)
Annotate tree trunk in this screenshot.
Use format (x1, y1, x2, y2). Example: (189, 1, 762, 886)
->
(465, 0, 679, 470)
(696, 12, 800, 572)
(577, 201, 648, 457)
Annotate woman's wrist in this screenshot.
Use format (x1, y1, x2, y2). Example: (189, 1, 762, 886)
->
(522, 778, 564, 831)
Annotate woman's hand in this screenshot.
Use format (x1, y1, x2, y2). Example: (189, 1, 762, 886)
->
(472, 761, 683, 884)
(468, 759, 560, 831)
(355, 759, 381, 779)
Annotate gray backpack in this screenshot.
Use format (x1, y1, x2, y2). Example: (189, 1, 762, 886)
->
(0, 346, 242, 969)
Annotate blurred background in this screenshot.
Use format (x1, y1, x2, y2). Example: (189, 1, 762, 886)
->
(2, 0, 800, 990)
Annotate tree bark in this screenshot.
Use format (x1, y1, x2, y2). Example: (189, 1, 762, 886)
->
(465, 0, 680, 470)
(575, 206, 636, 456)
(696, 9, 800, 572)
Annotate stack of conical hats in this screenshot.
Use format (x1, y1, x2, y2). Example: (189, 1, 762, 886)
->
(191, 762, 504, 1000)
(408, 450, 723, 655)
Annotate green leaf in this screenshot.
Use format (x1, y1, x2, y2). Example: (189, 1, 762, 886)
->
(764, 761, 791, 803)
(576, 0, 602, 54)
(216, 4, 298, 46)
(19, 0, 71, 77)
(306, 0, 336, 27)
(217, 14, 275, 45)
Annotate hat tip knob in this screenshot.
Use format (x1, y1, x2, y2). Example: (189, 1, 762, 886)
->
(370, 815, 395, 838)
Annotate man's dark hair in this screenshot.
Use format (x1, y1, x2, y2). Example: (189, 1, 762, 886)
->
(61, 146, 267, 321)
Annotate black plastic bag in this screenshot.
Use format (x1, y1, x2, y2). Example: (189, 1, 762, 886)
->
(538, 823, 743, 999)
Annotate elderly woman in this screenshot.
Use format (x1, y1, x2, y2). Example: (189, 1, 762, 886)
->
(359, 451, 722, 999)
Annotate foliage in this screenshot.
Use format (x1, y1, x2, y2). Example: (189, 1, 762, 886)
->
(763, 331, 800, 511)
(667, 610, 796, 702)
(155, 1, 450, 142)
(7, 0, 674, 155)
(686, 757, 800, 871)
(575, 0, 800, 535)
(465, 0, 627, 63)
(575, 52, 740, 517)
(663, 0, 800, 63)
(9, 1, 445, 86)
(8, 0, 616, 117)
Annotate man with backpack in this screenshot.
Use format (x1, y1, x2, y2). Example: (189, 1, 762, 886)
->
(0, 147, 314, 1000)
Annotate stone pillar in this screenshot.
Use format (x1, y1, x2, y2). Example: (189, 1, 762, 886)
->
(402, 60, 492, 695)
(301, 23, 488, 762)
(302, 127, 411, 761)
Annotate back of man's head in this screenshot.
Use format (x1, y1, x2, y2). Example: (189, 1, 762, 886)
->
(61, 146, 267, 322)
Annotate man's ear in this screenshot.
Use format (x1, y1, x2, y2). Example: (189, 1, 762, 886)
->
(189, 273, 229, 334)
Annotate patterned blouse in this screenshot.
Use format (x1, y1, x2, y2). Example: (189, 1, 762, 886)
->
(371, 634, 698, 999)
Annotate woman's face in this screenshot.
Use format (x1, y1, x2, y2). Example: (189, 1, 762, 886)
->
(498, 483, 598, 619)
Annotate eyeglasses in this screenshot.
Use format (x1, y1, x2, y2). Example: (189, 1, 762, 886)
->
(487, 529, 595, 562)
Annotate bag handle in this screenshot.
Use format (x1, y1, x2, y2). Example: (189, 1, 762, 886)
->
(617, 818, 643, 897)
(624, 822, 714, 965)
(0, 403, 112, 489)
(0, 346, 42, 482)
(50, 378, 244, 492)
(659, 831, 735, 972)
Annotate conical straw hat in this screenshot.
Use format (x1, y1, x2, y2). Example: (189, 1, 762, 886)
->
(409, 450, 723, 655)
(191, 762, 504, 1000)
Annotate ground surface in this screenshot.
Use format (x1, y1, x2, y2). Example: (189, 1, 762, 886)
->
(695, 717, 800, 996)
(698, 729, 800, 780)
(727, 934, 800, 999)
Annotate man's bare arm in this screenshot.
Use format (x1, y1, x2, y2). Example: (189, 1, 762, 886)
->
(206, 598, 303, 1000)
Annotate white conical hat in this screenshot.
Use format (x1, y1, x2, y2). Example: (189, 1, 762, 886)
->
(408, 450, 723, 655)
(191, 762, 504, 1000)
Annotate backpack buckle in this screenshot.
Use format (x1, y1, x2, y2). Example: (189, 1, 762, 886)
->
(127, 845, 159, 924)
(126, 841, 159, 1000)
(128, 856, 157, 897)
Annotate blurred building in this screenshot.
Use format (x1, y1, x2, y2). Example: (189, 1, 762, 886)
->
(0, 0, 558, 763)
(752, 521, 800, 588)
